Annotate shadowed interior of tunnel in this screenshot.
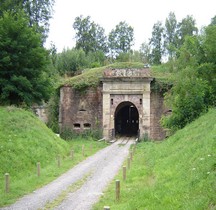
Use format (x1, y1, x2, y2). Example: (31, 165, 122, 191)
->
(115, 102, 139, 137)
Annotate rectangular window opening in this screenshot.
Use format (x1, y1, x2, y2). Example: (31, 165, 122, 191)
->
(74, 123, 81, 128)
(84, 123, 91, 128)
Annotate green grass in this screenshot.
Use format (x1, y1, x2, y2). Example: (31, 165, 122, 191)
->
(0, 106, 106, 207)
(93, 108, 216, 210)
(151, 64, 173, 81)
(60, 62, 172, 91)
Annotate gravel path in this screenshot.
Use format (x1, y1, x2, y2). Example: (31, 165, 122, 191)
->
(1, 138, 134, 210)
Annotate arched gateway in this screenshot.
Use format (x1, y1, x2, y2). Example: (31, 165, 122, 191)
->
(102, 68, 153, 139)
(115, 101, 139, 136)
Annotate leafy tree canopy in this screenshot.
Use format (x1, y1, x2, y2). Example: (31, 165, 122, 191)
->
(149, 12, 198, 65)
(56, 48, 87, 76)
(139, 42, 151, 64)
(164, 12, 178, 60)
(0, 11, 52, 106)
(55, 48, 107, 76)
(0, 0, 55, 40)
(210, 15, 216, 26)
(177, 15, 198, 47)
(162, 67, 209, 131)
(162, 24, 216, 131)
(108, 21, 134, 58)
(149, 21, 164, 65)
(73, 15, 108, 54)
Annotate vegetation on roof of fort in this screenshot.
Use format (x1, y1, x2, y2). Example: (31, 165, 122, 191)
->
(60, 62, 173, 91)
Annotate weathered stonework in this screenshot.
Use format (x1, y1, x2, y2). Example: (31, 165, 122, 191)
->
(59, 86, 103, 133)
(59, 68, 168, 140)
(102, 77, 152, 139)
(150, 90, 167, 139)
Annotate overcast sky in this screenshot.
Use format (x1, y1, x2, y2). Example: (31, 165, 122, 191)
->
(45, 0, 216, 52)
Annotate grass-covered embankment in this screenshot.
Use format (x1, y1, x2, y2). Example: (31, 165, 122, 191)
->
(61, 62, 173, 91)
(94, 108, 216, 209)
(0, 106, 106, 207)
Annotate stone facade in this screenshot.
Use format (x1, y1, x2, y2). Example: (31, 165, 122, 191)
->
(59, 86, 103, 133)
(59, 68, 168, 140)
(102, 77, 152, 139)
(150, 90, 167, 139)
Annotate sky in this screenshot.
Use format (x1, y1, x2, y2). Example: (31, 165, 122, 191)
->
(45, 0, 216, 52)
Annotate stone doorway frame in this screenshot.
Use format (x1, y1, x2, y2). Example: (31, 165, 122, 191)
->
(101, 69, 153, 140)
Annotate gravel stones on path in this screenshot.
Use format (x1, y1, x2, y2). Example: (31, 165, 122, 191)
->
(1, 138, 134, 210)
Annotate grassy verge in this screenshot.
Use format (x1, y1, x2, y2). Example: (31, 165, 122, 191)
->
(0, 106, 106, 207)
(93, 109, 216, 210)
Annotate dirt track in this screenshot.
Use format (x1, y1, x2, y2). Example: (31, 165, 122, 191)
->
(1, 138, 134, 210)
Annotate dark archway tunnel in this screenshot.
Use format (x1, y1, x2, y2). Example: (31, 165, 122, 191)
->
(115, 102, 139, 137)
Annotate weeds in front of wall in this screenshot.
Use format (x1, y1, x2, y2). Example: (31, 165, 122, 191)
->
(139, 132, 150, 142)
(60, 128, 103, 141)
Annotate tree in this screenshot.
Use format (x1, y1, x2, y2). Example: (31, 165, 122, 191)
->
(176, 35, 203, 70)
(24, 0, 55, 39)
(56, 47, 107, 75)
(203, 25, 216, 64)
(161, 67, 208, 131)
(92, 23, 108, 53)
(177, 15, 198, 48)
(139, 42, 151, 64)
(200, 25, 216, 105)
(108, 21, 134, 58)
(85, 50, 106, 68)
(149, 21, 164, 64)
(49, 41, 57, 67)
(0, 11, 52, 106)
(197, 63, 216, 106)
(0, 0, 55, 40)
(162, 24, 216, 131)
(164, 12, 178, 60)
(73, 15, 108, 54)
(210, 15, 216, 26)
(56, 48, 87, 76)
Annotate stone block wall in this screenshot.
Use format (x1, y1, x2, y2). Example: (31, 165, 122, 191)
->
(59, 85, 103, 134)
(150, 90, 167, 140)
(101, 77, 152, 139)
(59, 82, 168, 140)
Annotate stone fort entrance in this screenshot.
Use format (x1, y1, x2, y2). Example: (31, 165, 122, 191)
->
(102, 68, 153, 139)
(59, 67, 167, 141)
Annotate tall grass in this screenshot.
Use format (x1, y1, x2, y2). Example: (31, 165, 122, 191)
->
(94, 108, 216, 209)
(0, 106, 106, 207)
